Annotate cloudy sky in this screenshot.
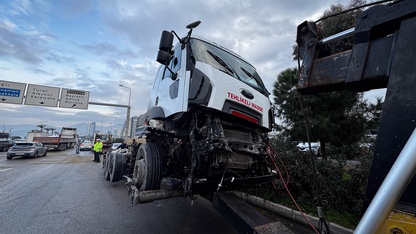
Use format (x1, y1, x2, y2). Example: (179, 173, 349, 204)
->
(0, 0, 385, 130)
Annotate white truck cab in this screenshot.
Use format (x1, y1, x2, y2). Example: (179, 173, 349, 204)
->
(132, 21, 274, 199)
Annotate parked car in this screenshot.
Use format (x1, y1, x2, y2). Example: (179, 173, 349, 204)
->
(296, 142, 321, 156)
(80, 140, 93, 151)
(111, 143, 122, 150)
(14, 139, 27, 143)
(7, 142, 48, 159)
(0, 139, 15, 152)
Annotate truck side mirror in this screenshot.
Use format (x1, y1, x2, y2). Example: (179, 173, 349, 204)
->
(156, 50, 171, 65)
(159, 31, 173, 52)
(157, 31, 174, 65)
(186, 20, 201, 29)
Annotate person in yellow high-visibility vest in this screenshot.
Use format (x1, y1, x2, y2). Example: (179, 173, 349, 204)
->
(93, 139, 103, 162)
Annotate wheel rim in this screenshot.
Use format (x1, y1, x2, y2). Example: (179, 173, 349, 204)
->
(137, 158, 146, 187)
(110, 153, 122, 182)
(132, 143, 161, 191)
(101, 154, 106, 168)
(104, 153, 111, 180)
(133, 155, 146, 189)
(108, 155, 113, 175)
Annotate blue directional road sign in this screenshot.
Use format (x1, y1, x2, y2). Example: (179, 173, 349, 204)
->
(0, 80, 26, 104)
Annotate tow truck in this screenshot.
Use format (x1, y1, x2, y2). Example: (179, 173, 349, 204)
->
(103, 1, 416, 233)
(93, 132, 113, 153)
(296, 0, 416, 233)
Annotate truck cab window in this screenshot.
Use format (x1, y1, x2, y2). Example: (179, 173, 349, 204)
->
(188, 38, 269, 96)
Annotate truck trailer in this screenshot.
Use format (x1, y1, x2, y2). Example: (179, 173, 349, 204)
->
(33, 127, 77, 151)
(26, 130, 48, 142)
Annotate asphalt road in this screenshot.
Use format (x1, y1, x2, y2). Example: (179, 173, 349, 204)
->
(0, 149, 238, 234)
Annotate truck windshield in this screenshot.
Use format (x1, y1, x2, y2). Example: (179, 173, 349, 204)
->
(188, 38, 269, 96)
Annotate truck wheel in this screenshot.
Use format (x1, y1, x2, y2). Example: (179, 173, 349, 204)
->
(101, 153, 106, 168)
(110, 152, 123, 182)
(133, 143, 162, 191)
(103, 155, 108, 175)
(104, 153, 112, 180)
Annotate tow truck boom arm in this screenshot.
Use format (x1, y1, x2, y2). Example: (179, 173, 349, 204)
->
(296, 0, 416, 232)
(296, 0, 416, 95)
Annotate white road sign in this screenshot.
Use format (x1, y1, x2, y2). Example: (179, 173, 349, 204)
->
(59, 88, 90, 109)
(25, 84, 60, 107)
(0, 80, 27, 104)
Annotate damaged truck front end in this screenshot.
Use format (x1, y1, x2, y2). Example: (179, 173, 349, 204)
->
(117, 21, 275, 204)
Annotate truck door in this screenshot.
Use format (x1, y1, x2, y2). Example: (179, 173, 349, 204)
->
(151, 45, 188, 117)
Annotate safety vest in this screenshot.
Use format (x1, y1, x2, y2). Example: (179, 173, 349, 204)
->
(94, 142, 103, 152)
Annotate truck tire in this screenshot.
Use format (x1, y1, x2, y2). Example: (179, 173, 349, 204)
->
(103, 155, 108, 175)
(104, 153, 111, 180)
(101, 153, 106, 168)
(133, 143, 162, 191)
(110, 152, 123, 182)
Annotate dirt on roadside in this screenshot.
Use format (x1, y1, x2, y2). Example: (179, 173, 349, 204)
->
(67, 155, 94, 163)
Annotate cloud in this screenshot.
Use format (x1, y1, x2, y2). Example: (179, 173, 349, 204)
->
(0, 0, 362, 128)
(56, 0, 94, 18)
(77, 42, 138, 59)
(0, 27, 44, 64)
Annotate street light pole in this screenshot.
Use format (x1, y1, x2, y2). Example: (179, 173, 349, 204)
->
(119, 84, 131, 138)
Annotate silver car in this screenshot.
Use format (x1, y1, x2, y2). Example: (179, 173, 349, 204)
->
(7, 142, 48, 159)
(80, 140, 93, 151)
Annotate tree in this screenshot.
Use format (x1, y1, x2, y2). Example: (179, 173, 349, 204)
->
(44, 127, 56, 135)
(1, 124, 12, 139)
(273, 68, 368, 159)
(364, 97, 383, 132)
(36, 124, 47, 132)
(274, 0, 375, 159)
(12, 136, 22, 140)
(318, 0, 366, 54)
